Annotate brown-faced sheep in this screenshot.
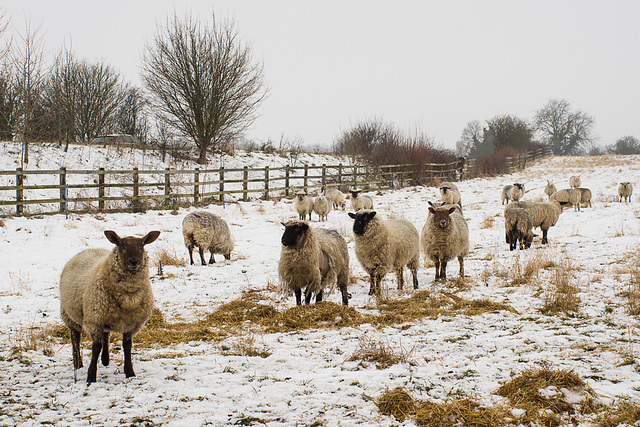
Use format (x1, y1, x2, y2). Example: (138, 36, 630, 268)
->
(550, 188, 581, 212)
(505, 207, 535, 251)
(504, 200, 562, 244)
(569, 175, 581, 188)
(278, 220, 349, 305)
(294, 191, 314, 220)
(349, 210, 419, 295)
(313, 194, 332, 221)
(421, 202, 469, 280)
(182, 211, 234, 265)
(60, 230, 160, 383)
(325, 187, 346, 210)
(619, 182, 633, 203)
(350, 190, 374, 211)
(439, 182, 462, 207)
(544, 180, 557, 199)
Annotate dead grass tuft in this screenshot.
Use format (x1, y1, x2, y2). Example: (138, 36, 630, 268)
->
(377, 387, 416, 421)
(595, 399, 640, 427)
(415, 397, 511, 427)
(154, 246, 187, 268)
(619, 248, 640, 315)
(221, 334, 271, 358)
(541, 260, 581, 315)
(347, 336, 414, 369)
(480, 215, 495, 229)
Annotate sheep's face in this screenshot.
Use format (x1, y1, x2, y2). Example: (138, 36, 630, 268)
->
(296, 193, 306, 202)
(428, 207, 456, 229)
(349, 210, 376, 236)
(105, 230, 161, 272)
(350, 191, 360, 199)
(281, 221, 309, 247)
(523, 232, 535, 249)
(514, 183, 524, 191)
(440, 186, 450, 195)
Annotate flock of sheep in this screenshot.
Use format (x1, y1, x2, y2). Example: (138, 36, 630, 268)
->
(57, 175, 634, 383)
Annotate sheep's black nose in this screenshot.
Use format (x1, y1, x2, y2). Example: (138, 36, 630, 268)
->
(129, 258, 140, 268)
(439, 220, 448, 228)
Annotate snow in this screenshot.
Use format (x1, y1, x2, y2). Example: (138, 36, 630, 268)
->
(1, 142, 640, 426)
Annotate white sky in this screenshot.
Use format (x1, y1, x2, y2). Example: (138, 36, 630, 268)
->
(3, 0, 640, 151)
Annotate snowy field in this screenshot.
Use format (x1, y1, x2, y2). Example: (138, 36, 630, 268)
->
(1, 143, 640, 426)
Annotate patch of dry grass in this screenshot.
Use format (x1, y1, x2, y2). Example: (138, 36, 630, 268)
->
(480, 215, 496, 229)
(595, 399, 640, 427)
(616, 248, 640, 315)
(540, 260, 581, 315)
(347, 336, 415, 369)
(221, 334, 271, 358)
(154, 246, 187, 268)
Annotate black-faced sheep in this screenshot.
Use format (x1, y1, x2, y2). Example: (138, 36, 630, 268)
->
(313, 194, 332, 221)
(350, 190, 374, 211)
(182, 211, 234, 265)
(348, 210, 419, 295)
(619, 182, 633, 203)
(325, 187, 346, 210)
(59, 230, 160, 383)
(550, 188, 581, 212)
(439, 182, 462, 207)
(295, 191, 314, 220)
(421, 202, 469, 280)
(278, 220, 349, 305)
(544, 180, 557, 199)
(501, 183, 525, 205)
(569, 175, 581, 189)
(504, 200, 562, 245)
(505, 207, 535, 251)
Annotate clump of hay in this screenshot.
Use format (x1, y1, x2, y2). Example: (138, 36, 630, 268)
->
(346, 336, 414, 369)
(595, 399, 640, 427)
(377, 388, 416, 421)
(270, 302, 368, 332)
(415, 398, 510, 427)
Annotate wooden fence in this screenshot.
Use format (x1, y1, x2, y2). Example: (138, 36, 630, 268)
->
(0, 147, 552, 217)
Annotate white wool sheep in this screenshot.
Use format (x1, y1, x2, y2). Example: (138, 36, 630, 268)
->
(504, 200, 562, 245)
(313, 194, 332, 221)
(349, 210, 420, 295)
(619, 182, 633, 203)
(577, 188, 592, 208)
(569, 175, 581, 189)
(182, 211, 234, 265)
(350, 190, 374, 211)
(550, 188, 582, 212)
(505, 207, 535, 250)
(439, 182, 462, 207)
(294, 191, 314, 220)
(59, 230, 160, 383)
(278, 220, 350, 305)
(421, 202, 469, 280)
(325, 187, 346, 210)
(544, 180, 557, 199)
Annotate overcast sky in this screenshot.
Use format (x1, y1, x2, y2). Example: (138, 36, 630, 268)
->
(3, 1, 639, 151)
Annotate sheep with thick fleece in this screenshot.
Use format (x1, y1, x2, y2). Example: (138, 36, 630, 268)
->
(349, 210, 419, 295)
(182, 211, 234, 265)
(504, 200, 562, 244)
(550, 188, 582, 212)
(313, 194, 332, 221)
(350, 190, 374, 211)
(278, 220, 349, 305)
(439, 182, 462, 207)
(294, 191, 314, 220)
(59, 230, 160, 383)
(505, 207, 535, 251)
(421, 202, 469, 280)
(619, 182, 633, 203)
(501, 183, 525, 205)
(569, 175, 581, 188)
(325, 187, 346, 210)
(578, 188, 592, 208)
(544, 180, 557, 199)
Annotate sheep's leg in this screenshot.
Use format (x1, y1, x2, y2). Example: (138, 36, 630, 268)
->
(101, 331, 110, 366)
(340, 285, 349, 306)
(375, 273, 383, 296)
(541, 229, 548, 245)
(187, 245, 195, 265)
(198, 248, 206, 265)
(208, 252, 216, 264)
(315, 290, 323, 303)
(440, 261, 448, 281)
(123, 332, 135, 378)
(87, 337, 103, 384)
(396, 267, 404, 290)
(70, 328, 83, 369)
(224, 253, 231, 260)
(294, 289, 303, 305)
(368, 273, 376, 295)
(458, 257, 464, 278)
(434, 260, 441, 280)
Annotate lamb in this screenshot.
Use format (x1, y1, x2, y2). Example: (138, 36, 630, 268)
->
(569, 175, 581, 188)
(421, 201, 469, 280)
(619, 182, 633, 203)
(504, 207, 535, 251)
(550, 188, 582, 212)
(59, 230, 161, 383)
(501, 183, 525, 205)
(313, 194, 332, 221)
(544, 180, 557, 199)
(325, 187, 346, 210)
(294, 191, 314, 220)
(504, 200, 562, 244)
(439, 182, 462, 207)
(278, 220, 349, 305)
(348, 210, 419, 295)
(350, 190, 374, 211)
(182, 211, 234, 265)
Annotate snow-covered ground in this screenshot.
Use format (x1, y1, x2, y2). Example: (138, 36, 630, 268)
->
(1, 143, 640, 426)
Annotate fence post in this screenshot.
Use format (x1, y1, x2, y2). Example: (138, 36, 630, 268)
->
(164, 168, 171, 208)
(194, 168, 200, 205)
(264, 166, 270, 200)
(353, 166, 357, 188)
(243, 166, 248, 202)
(98, 168, 105, 211)
(285, 166, 290, 196)
(338, 163, 342, 185)
(59, 167, 67, 214)
(321, 164, 326, 193)
(377, 165, 382, 191)
(219, 166, 225, 203)
(303, 165, 308, 192)
(133, 167, 139, 210)
(16, 167, 23, 215)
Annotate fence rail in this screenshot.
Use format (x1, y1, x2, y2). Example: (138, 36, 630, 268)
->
(0, 147, 552, 217)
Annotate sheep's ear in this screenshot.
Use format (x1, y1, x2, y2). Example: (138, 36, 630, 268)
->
(428, 207, 435, 214)
(301, 223, 309, 230)
(448, 207, 456, 215)
(370, 211, 376, 219)
(143, 231, 161, 245)
(348, 212, 356, 219)
(104, 230, 121, 245)
(428, 201, 435, 207)
(281, 221, 286, 227)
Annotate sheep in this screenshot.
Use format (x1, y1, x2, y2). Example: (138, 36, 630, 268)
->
(350, 190, 374, 211)
(348, 210, 419, 296)
(182, 211, 234, 265)
(577, 188, 592, 208)
(313, 194, 332, 221)
(59, 230, 161, 383)
(294, 191, 314, 220)
(504, 200, 562, 244)
(569, 175, 581, 189)
(619, 182, 633, 203)
(325, 187, 346, 210)
(504, 207, 535, 251)
(501, 183, 525, 205)
(439, 182, 462, 207)
(544, 180, 557, 199)
(278, 220, 349, 305)
(421, 201, 469, 280)
(550, 188, 582, 212)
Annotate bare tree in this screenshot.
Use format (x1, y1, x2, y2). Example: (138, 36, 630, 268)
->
(115, 86, 149, 144)
(142, 12, 268, 164)
(456, 120, 485, 157)
(534, 98, 595, 155)
(0, 5, 12, 61)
